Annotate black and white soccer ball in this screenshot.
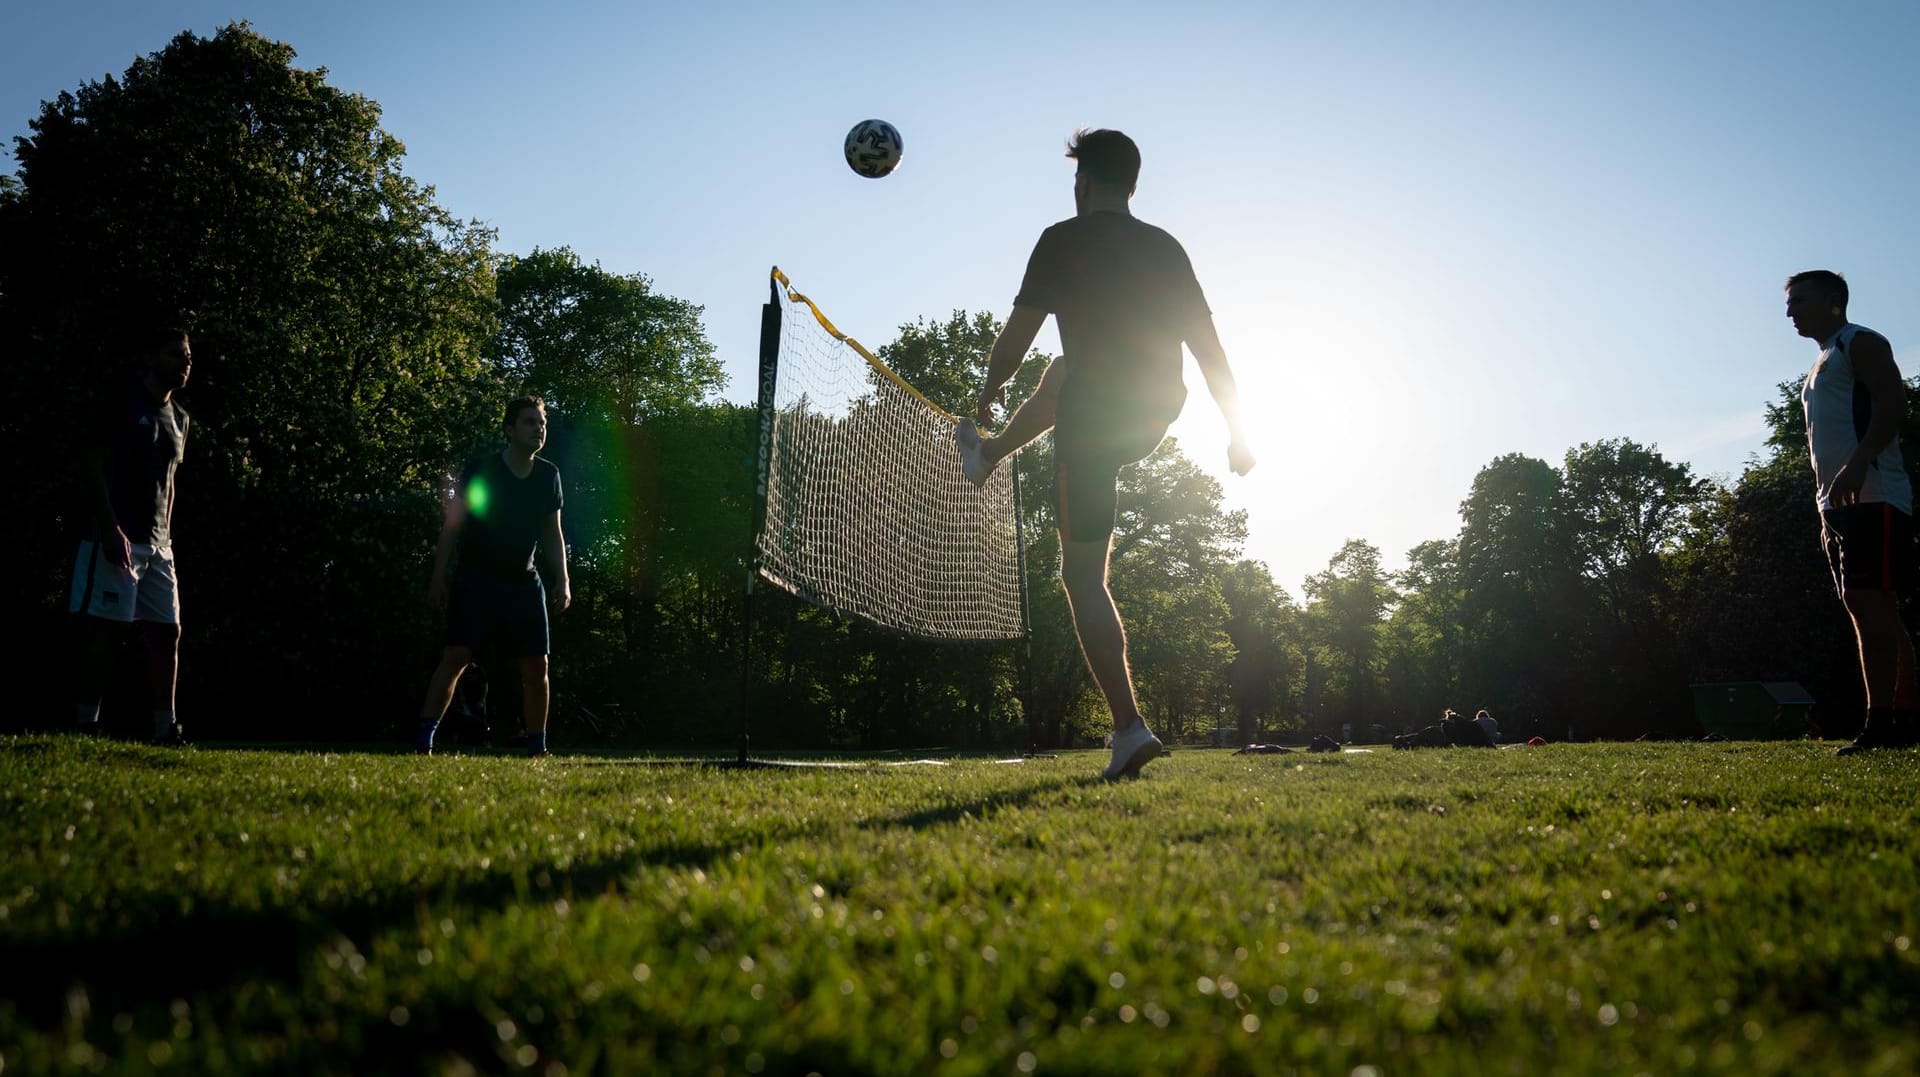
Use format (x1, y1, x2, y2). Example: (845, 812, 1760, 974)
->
(844, 119, 904, 179)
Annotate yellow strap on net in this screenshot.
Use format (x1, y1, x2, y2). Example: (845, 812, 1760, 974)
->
(771, 267, 957, 423)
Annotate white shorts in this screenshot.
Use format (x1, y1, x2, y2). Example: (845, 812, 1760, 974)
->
(69, 540, 180, 624)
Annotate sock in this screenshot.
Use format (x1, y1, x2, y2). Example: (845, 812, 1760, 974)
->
(525, 729, 548, 755)
(415, 717, 441, 751)
(77, 703, 101, 728)
(1861, 707, 1895, 738)
(152, 710, 176, 740)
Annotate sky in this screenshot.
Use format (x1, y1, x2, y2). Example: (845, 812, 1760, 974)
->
(7, 1, 1918, 596)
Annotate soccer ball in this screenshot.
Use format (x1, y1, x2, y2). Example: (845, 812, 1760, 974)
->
(844, 119, 904, 179)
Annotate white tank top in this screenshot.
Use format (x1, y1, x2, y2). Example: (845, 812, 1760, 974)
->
(1801, 323, 1913, 513)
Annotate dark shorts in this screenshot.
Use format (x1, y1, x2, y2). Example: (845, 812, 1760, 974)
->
(1053, 412, 1173, 543)
(1821, 503, 1915, 599)
(448, 571, 550, 657)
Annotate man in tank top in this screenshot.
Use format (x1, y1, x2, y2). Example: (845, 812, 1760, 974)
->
(1786, 270, 1916, 753)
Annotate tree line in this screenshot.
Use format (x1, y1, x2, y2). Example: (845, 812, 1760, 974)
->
(6, 25, 1914, 748)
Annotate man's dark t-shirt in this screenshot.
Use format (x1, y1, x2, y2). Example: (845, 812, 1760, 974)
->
(92, 384, 189, 547)
(1013, 211, 1211, 431)
(456, 453, 563, 581)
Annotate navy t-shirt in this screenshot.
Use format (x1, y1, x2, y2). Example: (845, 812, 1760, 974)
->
(456, 453, 564, 581)
(92, 384, 190, 547)
(1014, 211, 1210, 427)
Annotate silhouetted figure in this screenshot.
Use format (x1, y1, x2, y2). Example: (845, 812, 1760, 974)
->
(1784, 271, 1917, 753)
(415, 396, 572, 758)
(956, 128, 1254, 781)
(71, 328, 194, 745)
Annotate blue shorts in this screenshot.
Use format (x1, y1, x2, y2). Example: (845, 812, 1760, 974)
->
(447, 572, 549, 657)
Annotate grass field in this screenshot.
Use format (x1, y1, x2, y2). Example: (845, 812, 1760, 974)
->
(2, 736, 1917, 1075)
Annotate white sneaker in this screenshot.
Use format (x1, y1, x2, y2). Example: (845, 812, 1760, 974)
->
(954, 418, 991, 486)
(1102, 720, 1163, 781)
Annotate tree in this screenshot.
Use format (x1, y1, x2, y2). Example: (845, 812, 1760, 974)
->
(875, 310, 1044, 419)
(1301, 540, 1394, 735)
(1381, 538, 1466, 731)
(1558, 439, 1707, 734)
(3, 23, 500, 731)
(1220, 560, 1303, 741)
(493, 247, 723, 424)
(1455, 454, 1584, 731)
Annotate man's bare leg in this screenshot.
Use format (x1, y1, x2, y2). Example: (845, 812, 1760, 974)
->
(1060, 535, 1144, 733)
(420, 647, 474, 722)
(142, 621, 182, 742)
(1837, 589, 1918, 751)
(414, 646, 472, 753)
(980, 360, 1064, 469)
(520, 654, 550, 757)
(74, 619, 118, 732)
(1843, 590, 1908, 710)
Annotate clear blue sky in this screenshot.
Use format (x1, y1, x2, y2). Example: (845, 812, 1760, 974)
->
(8, 1, 1918, 596)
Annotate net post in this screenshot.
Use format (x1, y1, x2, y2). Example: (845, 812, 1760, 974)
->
(740, 266, 783, 765)
(1011, 450, 1038, 751)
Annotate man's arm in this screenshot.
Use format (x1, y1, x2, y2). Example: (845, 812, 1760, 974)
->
(541, 511, 571, 612)
(82, 444, 132, 570)
(1828, 333, 1905, 507)
(1186, 315, 1255, 475)
(426, 484, 466, 609)
(976, 306, 1049, 424)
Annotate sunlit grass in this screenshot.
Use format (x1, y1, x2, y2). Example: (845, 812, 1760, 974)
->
(2, 736, 1916, 1074)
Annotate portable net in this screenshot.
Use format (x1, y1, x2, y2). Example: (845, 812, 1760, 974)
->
(755, 267, 1025, 640)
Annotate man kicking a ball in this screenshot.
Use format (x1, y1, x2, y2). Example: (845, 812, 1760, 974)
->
(959, 128, 1254, 780)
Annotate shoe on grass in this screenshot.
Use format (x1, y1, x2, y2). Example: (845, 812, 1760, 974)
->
(1836, 715, 1915, 755)
(1103, 719, 1163, 781)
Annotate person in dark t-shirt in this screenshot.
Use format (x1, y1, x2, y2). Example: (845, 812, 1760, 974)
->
(415, 395, 571, 757)
(956, 128, 1254, 781)
(70, 327, 194, 745)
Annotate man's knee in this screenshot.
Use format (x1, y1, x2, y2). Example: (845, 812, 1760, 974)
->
(139, 621, 181, 652)
(1060, 541, 1109, 587)
(519, 654, 549, 679)
(1842, 588, 1899, 622)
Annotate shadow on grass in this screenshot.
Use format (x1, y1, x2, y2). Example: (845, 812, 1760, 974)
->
(0, 768, 1076, 1024)
(114, 740, 1050, 768)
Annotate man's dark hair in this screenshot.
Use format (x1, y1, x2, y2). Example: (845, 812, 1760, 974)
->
(1786, 269, 1848, 307)
(1067, 128, 1141, 192)
(137, 327, 188, 356)
(504, 394, 546, 428)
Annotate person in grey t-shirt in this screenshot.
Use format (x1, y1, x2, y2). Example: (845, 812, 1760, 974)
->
(69, 327, 194, 745)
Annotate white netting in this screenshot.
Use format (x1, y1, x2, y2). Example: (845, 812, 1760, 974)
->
(756, 269, 1025, 640)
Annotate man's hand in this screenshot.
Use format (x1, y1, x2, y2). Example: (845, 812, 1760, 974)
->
(427, 575, 448, 610)
(550, 584, 571, 614)
(100, 525, 132, 572)
(1228, 439, 1256, 477)
(1827, 461, 1868, 507)
(974, 384, 1006, 426)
